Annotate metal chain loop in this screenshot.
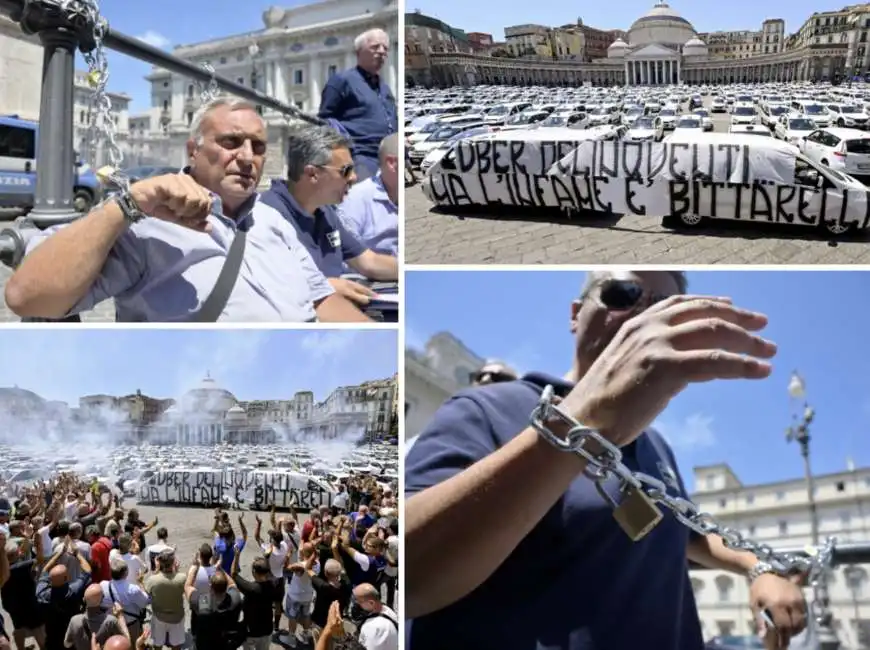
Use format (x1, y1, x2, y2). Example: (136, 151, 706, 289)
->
(531, 386, 837, 580)
(56, 0, 129, 191)
(198, 63, 220, 104)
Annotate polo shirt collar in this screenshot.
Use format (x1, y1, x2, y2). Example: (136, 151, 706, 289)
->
(371, 172, 394, 207)
(356, 65, 381, 86)
(269, 178, 321, 219)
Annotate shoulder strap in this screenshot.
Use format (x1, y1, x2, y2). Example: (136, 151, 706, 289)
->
(370, 612, 398, 631)
(189, 229, 247, 322)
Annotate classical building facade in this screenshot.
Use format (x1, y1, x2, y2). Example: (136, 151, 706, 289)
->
(405, 332, 484, 439)
(411, 2, 870, 88)
(126, 0, 398, 177)
(405, 331, 870, 647)
(690, 463, 870, 647)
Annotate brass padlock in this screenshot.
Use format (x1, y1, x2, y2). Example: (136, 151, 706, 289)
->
(613, 486, 663, 541)
(87, 70, 102, 88)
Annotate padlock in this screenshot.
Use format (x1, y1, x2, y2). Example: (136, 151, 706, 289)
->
(87, 70, 102, 88)
(612, 485, 663, 541)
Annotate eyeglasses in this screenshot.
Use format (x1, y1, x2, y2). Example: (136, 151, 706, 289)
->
(470, 369, 515, 384)
(318, 163, 355, 179)
(596, 279, 672, 311)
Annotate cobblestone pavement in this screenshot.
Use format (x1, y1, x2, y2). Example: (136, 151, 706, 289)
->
(2, 501, 324, 649)
(404, 99, 870, 265)
(0, 214, 116, 323)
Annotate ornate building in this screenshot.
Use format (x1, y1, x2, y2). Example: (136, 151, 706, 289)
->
(410, 2, 870, 88)
(126, 0, 398, 177)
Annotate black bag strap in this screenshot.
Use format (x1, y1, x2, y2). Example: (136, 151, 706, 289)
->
(189, 229, 247, 322)
(366, 611, 398, 631)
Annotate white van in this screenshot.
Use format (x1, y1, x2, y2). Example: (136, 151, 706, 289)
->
(421, 125, 626, 208)
(550, 131, 869, 235)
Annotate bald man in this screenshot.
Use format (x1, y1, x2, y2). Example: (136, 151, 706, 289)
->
(35, 540, 91, 650)
(103, 635, 131, 650)
(353, 583, 398, 650)
(64, 583, 125, 650)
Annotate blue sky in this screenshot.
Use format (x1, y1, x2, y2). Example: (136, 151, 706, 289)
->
(405, 270, 870, 491)
(0, 329, 397, 404)
(411, 0, 846, 44)
(74, 0, 287, 113)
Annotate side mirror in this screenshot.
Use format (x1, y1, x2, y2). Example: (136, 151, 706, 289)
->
(440, 155, 456, 171)
(796, 169, 821, 188)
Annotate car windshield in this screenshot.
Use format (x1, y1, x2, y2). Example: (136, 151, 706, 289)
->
(804, 104, 827, 114)
(487, 105, 509, 115)
(542, 116, 567, 126)
(770, 106, 788, 115)
(840, 106, 862, 113)
(676, 118, 701, 128)
(627, 107, 643, 115)
(789, 118, 815, 130)
(634, 118, 655, 129)
(734, 107, 755, 115)
(660, 109, 676, 116)
(738, 129, 771, 137)
(693, 110, 709, 117)
(590, 108, 608, 115)
(420, 121, 441, 133)
(737, 95, 752, 102)
(432, 127, 462, 140)
(767, 96, 783, 102)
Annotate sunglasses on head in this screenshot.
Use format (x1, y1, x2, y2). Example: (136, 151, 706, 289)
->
(596, 279, 671, 311)
(470, 369, 514, 384)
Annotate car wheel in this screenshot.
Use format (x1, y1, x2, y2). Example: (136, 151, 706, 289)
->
(73, 188, 94, 213)
(679, 213, 703, 227)
(821, 159, 830, 167)
(838, 118, 845, 127)
(824, 219, 855, 236)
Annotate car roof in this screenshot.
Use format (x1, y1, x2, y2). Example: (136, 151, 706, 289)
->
(822, 127, 870, 138)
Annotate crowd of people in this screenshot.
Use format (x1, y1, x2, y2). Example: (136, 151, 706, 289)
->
(4, 27, 399, 324)
(0, 471, 399, 650)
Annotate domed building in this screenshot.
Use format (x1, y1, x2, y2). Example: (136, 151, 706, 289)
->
(423, 1, 811, 88)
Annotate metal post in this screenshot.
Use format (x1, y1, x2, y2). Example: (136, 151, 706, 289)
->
(30, 28, 80, 227)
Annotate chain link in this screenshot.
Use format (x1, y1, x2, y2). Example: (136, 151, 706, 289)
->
(54, 0, 128, 190)
(531, 385, 837, 583)
(198, 63, 220, 104)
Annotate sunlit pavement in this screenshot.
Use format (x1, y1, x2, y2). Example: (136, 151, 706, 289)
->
(404, 96, 870, 265)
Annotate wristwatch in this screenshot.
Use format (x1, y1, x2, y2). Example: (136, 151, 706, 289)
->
(113, 188, 146, 224)
(747, 561, 782, 582)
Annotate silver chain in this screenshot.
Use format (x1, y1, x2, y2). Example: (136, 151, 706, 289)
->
(530, 385, 837, 583)
(55, 0, 128, 190)
(198, 63, 220, 104)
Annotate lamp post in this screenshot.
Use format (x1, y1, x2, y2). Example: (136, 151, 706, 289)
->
(844, 565, 865, 648)
(786, 372, 840, 650)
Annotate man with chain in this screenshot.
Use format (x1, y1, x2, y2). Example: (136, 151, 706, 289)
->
(405, 270, 807, 650)
(4, 98, 369, 323)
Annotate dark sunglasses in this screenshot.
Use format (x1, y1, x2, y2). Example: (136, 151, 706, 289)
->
(470, 369, 515, 384)
(596, 279, 671, 311)
(318, 163, 355, 179)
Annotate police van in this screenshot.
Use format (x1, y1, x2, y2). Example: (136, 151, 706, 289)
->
(556, 131, 870, 235)
(0, 115, 102, 213)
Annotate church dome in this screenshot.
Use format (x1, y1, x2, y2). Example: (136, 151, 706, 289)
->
(179, 374, 237, 414)
(683, 36, 708, 55)
(628, 2, 696, 48)
(607, 38, 629, 58)
(226, 405, 246, 423)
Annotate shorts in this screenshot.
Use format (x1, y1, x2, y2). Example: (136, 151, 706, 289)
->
(284, 599, 312, 620)
(7, 607, 42, 632)
(150, 617, 186, 647)
(271, 576, 285, 604)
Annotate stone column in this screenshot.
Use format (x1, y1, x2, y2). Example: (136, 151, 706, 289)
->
(625, 60, 630, 85)
(171, 77, 185, 124)
(265, 61, 274, 97)
(345, 51, 356, 70)
(677, 57, 681, 84)
(308, 58, 322, 112)
(274, 63, 287, 105)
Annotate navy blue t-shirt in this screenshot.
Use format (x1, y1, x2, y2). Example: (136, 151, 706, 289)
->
(405, 372, 704, 650)
(259, 180, 366, 278)
(318, 67, 397, 160)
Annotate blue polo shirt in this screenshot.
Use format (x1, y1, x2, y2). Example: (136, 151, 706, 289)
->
(405, 372, 704, 650)
(318, 66, 397, 160)
(259, 180, 366, 278)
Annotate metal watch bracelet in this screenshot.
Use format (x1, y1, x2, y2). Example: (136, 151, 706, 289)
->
(747, 561, 782, 583)
(113, 188, 146, 224)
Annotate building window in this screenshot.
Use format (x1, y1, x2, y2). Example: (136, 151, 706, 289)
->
(219, 56, 227, 64)
(162, 100, 168, 111)
(237, 77, 244, 85)
(776, 490, 785, 501)
(187, 84, 194, 98)
(163, 81, 169, 88)
(746, 494, 754, 505)
(79, 110, 85, 123)
(836, 481, 846, 492)
(842, 512, 851, 525)
(706, 476, 715, 490)
(328, 65, 337, 77)
(719, 498, 727, 508)
(778, 520, 788, 535)
(717, 582, 732, 602)
(294, 69, 304, 85)
(747, 524, 756, 536)
(186, 111, 193, 126)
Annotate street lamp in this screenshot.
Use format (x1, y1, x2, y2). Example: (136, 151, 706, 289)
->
(786, 372, 840, 650)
